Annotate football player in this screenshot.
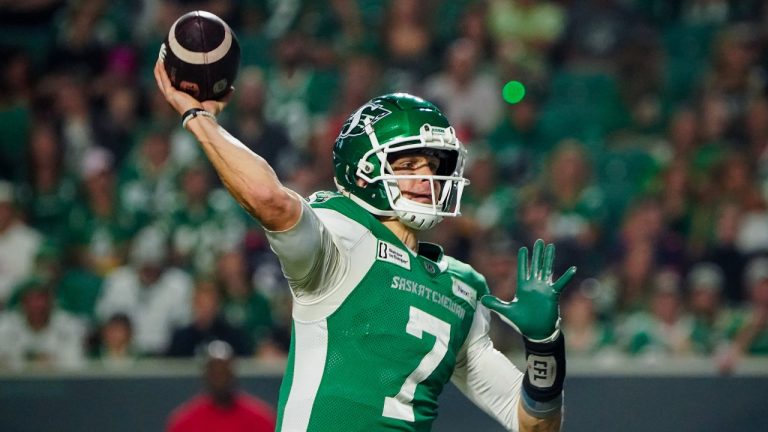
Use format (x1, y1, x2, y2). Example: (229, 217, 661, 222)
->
(154, 59, 576, 432)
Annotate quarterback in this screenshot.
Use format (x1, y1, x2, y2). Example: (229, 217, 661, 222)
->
(155, 59, 576, 431)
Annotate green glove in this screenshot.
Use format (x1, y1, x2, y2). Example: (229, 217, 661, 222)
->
(481, 239, 576, 341)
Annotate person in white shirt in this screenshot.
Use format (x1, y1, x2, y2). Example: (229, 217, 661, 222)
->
(96, 226, 193, 355)
(0, 276, 87, 370)
(0, 180, 42, 309)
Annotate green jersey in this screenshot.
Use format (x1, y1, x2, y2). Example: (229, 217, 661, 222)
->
(266, 192, 522, 432)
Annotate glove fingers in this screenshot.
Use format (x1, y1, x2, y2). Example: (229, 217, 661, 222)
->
(543, 243, 555, 282)
(553, 266, 577, 295)
(531, 239, 544, 280)
(517, 246, 529, 283)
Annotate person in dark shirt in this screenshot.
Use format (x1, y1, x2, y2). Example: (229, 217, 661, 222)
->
(167, 280, 250, 357)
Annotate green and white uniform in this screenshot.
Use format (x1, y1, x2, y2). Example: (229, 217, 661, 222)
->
(267, 192, 524, 431)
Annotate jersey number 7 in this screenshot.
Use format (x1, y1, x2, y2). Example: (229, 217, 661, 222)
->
(383, 306, 451, 422)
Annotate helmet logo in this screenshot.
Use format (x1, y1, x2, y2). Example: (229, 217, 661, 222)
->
(339, 102, 392, 138)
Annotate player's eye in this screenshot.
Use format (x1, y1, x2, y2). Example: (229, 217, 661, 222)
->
(392, 161, 415, 171)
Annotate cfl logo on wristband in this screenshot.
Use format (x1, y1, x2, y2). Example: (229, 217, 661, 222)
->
(527, 355, 557, 388)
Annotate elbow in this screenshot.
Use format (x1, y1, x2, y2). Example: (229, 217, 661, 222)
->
(244, 186, 301, 230)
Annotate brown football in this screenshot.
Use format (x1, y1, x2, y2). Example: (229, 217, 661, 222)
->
(160, 11, 240, 101)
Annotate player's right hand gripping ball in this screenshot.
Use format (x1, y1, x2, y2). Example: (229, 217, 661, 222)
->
(481, 239, 576, 341)
(160, 10, 240, 101)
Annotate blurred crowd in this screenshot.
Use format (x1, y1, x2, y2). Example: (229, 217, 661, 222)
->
(1, 0, 768, 373)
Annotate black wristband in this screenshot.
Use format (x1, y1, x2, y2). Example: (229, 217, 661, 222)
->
(521, 332, 566, 417)
(181, 108, 215, 129)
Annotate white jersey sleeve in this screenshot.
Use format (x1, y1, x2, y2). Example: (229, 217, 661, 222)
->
(264, 198, 347, 299)
(451, 304, 524, 432)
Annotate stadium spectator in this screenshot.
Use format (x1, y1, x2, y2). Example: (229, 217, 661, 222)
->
(47, 0, 111, 78)
(119, 125, 181, 220)
(700, 24, 765, 144)
(0, 48, 35, 181)
(90, 312, 138, 369)
(0, 180, 43, 309)
(561, 282, 616, 356)
(318, 54, 382, 187)
(52, 74, 101, 175)
(166, 340, 276, 432)
(701, 202, 749, 303)
(423, 38, 502, 142)
(663, 107, 701, 164)
(66, 146, 137, 276)
(222, 66, 296, 180)
(686, 262, 729, 355)
(618, 270, 694, 358)
(167, 280, 250, 358)
(17, 122, 77, 245)
(512, 188, 555, 245)
(558, 0, 638, 69)
(0, 275, 87, 370)
(599, 239, 656, 317)
(722, 257, 768, 356)
(95, 225, 193, 355)
(540, 141, 607, 273)
(487, 0, 566, 78)
(379, 0, 436, 92)
(458, 151, 517, 234)
(486, 86, 550, 184)
(166, 162, 245, 275)
(31, 239, 103, 322)
(651, 159, 697, 240)
(264, 32, 333, 151)
(92, 84, 141, 165)
(743, 97, 768, 199)
(216, 250, 276, 357)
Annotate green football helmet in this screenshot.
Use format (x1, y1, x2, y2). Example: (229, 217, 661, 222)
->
(333, 93, 469, 230)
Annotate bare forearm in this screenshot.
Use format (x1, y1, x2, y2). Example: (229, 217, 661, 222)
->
(186, 115, 301, 230)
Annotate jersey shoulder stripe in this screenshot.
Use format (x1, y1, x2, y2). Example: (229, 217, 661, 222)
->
(306, 190, 408, 247)
(443, 255, 490, 299)
(307, 191, 378, 227)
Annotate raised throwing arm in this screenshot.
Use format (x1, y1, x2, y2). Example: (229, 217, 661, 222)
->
(153, 59, 302, 231)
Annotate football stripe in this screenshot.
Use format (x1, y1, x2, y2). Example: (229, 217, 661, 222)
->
(168, 13, 233, 65)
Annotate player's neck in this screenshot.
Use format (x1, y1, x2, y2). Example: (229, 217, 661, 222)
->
(381, 218, 419, 252)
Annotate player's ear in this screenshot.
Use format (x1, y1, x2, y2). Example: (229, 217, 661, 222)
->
(356, 178, 368, 188)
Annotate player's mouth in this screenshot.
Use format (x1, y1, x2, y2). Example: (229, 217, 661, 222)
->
(403, 192, 435, 204)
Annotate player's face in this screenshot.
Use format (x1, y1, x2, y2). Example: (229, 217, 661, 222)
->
(389, 154, 442, 204)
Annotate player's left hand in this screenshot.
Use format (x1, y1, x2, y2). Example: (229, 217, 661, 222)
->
(481, 239, 576, 341)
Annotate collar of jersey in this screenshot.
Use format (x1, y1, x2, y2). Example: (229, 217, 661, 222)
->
(417, 242, 444, 262)
(416, 242, 448, 274)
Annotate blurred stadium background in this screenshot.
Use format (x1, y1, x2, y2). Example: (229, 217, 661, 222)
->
(1, 0, 768, 431)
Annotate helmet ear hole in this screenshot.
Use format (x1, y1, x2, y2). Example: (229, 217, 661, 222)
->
(358, 160, 375, 174)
